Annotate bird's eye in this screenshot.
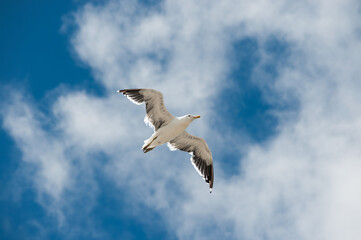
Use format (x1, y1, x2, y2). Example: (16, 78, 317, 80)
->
(188, 115, 191, 117)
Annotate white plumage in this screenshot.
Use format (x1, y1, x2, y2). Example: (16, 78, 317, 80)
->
(117, 89, 214, 192)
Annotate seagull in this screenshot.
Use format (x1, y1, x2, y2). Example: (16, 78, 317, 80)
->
(117, 89, 214, 192)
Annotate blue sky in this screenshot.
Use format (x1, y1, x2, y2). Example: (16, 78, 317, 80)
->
(2, 0, 361, 240)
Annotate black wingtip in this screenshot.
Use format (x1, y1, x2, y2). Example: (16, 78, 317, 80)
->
(117, 90, 128, 95)
(209, 165, 214, 192)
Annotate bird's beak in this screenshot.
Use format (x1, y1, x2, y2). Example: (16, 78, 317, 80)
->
(194, 115, 201, 119)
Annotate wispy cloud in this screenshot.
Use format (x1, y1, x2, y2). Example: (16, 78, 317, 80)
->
(2, 0, 361, 239)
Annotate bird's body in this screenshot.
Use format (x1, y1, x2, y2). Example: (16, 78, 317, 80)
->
(117, 88, 214, 192)
(143, 116, 195, 152)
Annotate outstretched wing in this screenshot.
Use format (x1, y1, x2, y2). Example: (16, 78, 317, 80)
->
(168, 131, 214, 192)
(117, 89, 175, 131)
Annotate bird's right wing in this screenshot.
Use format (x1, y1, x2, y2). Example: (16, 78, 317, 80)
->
(168, 131, 214, 192)
(117, 89, 175, 131)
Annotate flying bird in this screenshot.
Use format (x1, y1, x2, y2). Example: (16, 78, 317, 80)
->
(117, 89, 214, 192)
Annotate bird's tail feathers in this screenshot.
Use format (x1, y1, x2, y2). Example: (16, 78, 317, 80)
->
(142, 136, 158, 153)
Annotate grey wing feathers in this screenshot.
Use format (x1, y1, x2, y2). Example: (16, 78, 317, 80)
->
(118, 88, 145, 104)
(118, 89, 174, 130)
(168, 131, 214, 192)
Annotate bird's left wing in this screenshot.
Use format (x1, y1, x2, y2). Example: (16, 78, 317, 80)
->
(117, 89, 175, 131)
(168, 131, 214, 192)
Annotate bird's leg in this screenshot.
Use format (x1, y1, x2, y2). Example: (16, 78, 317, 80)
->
(143, 147, 155, 153)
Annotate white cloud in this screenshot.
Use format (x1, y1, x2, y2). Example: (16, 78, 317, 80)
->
(2, 0, 361, 239)
(1, 94, 70, 201)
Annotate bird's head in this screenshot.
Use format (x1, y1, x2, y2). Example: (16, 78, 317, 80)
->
(184, 114, 201, 121)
